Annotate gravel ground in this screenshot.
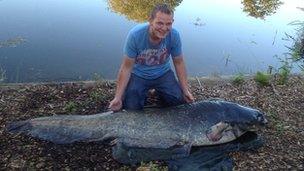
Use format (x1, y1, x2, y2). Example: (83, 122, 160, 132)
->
(0, 75, 303, 170)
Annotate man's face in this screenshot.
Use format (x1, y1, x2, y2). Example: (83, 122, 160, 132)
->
(149, 12, 174, 40)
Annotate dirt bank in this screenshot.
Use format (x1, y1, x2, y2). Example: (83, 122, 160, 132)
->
(0, 75, 303, 170)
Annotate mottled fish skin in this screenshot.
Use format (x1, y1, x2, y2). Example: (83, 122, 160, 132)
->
(6, 100, 267, 148)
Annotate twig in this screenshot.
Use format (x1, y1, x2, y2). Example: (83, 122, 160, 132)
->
(195, 76, 203, 90)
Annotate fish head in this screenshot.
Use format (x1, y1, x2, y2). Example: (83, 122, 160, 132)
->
(205, 102, 267, 143)
(223, 102, 267, 130)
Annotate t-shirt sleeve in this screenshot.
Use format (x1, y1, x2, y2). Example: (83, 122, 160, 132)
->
(171, 30, 182, 58)
(123, 32, 137, 58)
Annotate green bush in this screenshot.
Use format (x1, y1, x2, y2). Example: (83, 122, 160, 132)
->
(254, 71, 270, 86)
(232, 73, 245, 85)
(277, 65, 291, 85)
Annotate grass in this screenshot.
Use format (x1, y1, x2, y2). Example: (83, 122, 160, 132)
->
(290, 26, 303, 62)
(267, 111, 286, 135)
(137, 162, 167, 171)
(277, 57, 292, 85)
(254, 71, 270, 86)
(64, 101, 78, 113)
(118, 161, 167, 171)
(277, 65, 290, 85)
(92, 73, 104, 82)
(286, 19, 304, 72)
(89, 90, 104, 102)
(232, 73, 245, 85)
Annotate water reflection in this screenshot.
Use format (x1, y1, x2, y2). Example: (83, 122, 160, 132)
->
(107, 0, 182, 22)
(1, 0, 303, 83)
(241, 0, 283, 19)
(297, 7, 304, 12)
(0, 66, 5, 82)
(0, 37, 26, 48)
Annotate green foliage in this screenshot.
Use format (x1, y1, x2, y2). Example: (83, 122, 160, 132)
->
(107, 0, 182, 22)
(277, 58, 292, 85)
(285, 15, 304, 72)
(117, 166, 132, 171)
(232, 73, 245, 85)
(267, 111, 286, 135)
(254, 71, 270, 86)
(92, 72, 104, 82)
(89, 90, 103, 102)
(64, 101, 78, 113)
(288, 30, 304, 63)
(241, 0, 283, 19)
(292, 32, 304, 72)
(137, 161, 168, 171)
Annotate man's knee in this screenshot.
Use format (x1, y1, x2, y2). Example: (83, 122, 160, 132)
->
(123, 89, 146, 110)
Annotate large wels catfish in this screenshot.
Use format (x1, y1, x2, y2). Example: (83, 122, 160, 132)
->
(6, 100, 267, 148)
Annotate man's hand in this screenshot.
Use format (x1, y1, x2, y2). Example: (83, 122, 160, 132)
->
(172, 56, 194, 103)
(183, 89, 195, 103)
(109, 57, 134, 112)
(109, 97, 122, 112)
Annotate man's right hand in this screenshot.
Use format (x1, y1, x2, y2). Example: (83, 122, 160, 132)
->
(109, 97, 122, 112)
(109, 57, 134, 112)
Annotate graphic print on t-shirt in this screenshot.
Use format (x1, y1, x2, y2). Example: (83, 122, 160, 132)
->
(136, 47, 168, 66)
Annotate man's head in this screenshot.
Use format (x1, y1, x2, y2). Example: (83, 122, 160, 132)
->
(149, 4, 174, 40)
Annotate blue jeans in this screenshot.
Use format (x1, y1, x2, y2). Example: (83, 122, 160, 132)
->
(123, 70, 185, 110)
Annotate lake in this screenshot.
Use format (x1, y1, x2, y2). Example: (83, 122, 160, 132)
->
(0, 0, 303, 83)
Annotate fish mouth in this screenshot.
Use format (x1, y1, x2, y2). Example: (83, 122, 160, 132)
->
(206, 122, 235, 142)
(244, 112, 268, 130)
(257, 113, 268, 125)
(206, 119, 267, 142)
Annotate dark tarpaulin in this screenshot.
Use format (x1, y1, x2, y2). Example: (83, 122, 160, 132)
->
(112, 132, 263, 171)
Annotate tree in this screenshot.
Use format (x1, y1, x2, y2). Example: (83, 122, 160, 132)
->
(241, 0, 283, 19)
(107, 0, 183, 22)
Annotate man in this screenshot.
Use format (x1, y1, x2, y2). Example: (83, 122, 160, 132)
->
(109, 4, 194, 111)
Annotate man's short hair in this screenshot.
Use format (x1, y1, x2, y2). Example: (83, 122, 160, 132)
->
(149, 4, 174, 20)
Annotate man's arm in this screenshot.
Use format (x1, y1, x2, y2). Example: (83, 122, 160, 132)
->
(109, 56, 134, 111)
(173, 55, 194, 103)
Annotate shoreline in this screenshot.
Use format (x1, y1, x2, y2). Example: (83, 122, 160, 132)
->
(0, 74, 303, 170)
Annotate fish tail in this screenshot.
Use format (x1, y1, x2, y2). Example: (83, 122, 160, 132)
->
(6, 121, 32, 133)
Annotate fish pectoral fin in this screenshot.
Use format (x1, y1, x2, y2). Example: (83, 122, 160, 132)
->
(206, 130, 223, 142)
(206, 122, 230, 142)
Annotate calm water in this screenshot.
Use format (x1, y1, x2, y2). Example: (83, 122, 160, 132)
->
(0, 0, 303, 83)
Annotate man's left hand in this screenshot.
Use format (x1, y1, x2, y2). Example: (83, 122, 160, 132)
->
(183, 90, 195, 103)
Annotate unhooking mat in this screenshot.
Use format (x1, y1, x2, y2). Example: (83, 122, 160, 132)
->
(112, 131, 263, 171)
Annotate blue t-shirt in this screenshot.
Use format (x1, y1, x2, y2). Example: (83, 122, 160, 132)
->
(123, 23, 182, 79)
